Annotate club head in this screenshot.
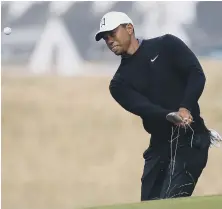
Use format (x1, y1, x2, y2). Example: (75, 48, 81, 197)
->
(166, 112, 183, 124)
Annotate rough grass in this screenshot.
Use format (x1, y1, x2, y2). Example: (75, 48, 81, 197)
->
(1, 60, 222, 209)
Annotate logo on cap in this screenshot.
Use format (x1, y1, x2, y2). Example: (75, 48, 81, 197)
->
(100, 18, 106, 28)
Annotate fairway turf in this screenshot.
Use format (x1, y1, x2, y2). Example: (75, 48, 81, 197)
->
(87, 196, 222, 209)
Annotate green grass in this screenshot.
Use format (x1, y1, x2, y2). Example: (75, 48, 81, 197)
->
(87, 195, 222, 209)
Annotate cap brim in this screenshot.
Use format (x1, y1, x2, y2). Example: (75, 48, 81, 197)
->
(95, 25, 120, 41)
(95, 31, 105, 41)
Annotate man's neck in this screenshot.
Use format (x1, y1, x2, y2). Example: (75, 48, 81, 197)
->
(121, 38, 142, 58)
(126, 37, 140, 55)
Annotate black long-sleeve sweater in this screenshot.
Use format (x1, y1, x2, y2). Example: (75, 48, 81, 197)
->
(109, 34, 207, 138)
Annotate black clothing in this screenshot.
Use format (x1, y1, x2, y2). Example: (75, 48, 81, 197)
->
(109, 34, 206, 138)
(141, 132, 210, 200)
(108, 34, 210, 200)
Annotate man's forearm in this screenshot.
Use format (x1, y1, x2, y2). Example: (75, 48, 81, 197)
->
(180, 69, 206, 112)
(109, 79, 173, 121)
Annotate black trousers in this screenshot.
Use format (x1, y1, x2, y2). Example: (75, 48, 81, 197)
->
(141, 131, 210, 201)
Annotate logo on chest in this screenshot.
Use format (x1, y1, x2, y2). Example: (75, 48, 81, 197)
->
(151, 55, 159, 62)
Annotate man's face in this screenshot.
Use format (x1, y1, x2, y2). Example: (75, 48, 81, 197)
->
(102, 24, 132, 56)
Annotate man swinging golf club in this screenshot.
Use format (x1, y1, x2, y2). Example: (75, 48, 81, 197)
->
(95, 11, 222, 201)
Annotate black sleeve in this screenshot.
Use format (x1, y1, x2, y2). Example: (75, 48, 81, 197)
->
(109, 73, 172, 122)
(164, 34, 206, 112)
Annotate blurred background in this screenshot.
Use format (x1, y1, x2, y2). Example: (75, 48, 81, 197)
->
(1, 1, 222, 209)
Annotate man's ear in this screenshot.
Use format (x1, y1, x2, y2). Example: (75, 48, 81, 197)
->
(126, 24, 134, 35)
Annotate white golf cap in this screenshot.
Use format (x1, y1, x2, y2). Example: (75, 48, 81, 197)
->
(95, 11, 133, 41)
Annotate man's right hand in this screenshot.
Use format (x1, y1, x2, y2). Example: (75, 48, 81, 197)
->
(178, 108, 193, 126)
(166, 111, 193, 127)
